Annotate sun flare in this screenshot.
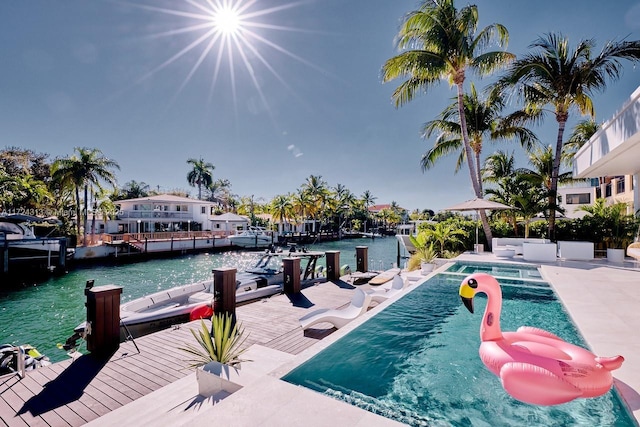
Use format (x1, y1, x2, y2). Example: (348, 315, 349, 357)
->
(213, 6, 242, 35)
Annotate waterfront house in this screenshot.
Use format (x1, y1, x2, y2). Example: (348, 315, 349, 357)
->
(573, 85, 640, 214)
(105, 194, 221, 234)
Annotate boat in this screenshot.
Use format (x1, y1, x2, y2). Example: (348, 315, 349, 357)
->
(70, 248, 326, 342)
(0, 214, 68, 257)
(0, 344, 50, 376)
(228, 226, 273, 248)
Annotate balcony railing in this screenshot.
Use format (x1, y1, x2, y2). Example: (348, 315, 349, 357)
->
(116, 211, 193, 220)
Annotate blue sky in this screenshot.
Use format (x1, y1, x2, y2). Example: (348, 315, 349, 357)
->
(2, 0, 640, 212)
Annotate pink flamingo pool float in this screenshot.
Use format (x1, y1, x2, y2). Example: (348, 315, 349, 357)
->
(459, 273, 623, 405)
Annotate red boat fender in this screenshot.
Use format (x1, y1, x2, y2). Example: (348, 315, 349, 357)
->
(189, 304, 213, 321)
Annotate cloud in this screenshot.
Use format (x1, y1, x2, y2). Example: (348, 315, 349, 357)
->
(287, 144, 303, 158)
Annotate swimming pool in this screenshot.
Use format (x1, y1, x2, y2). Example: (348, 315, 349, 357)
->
(282, 264, 635, 426)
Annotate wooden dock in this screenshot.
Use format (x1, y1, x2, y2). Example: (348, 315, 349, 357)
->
(0, 280, 358, 427)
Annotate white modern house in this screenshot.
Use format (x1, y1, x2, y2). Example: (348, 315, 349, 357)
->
(573, 85, 640, 214)
(104, 194, 222, 234)
(557, 185, 598, 219)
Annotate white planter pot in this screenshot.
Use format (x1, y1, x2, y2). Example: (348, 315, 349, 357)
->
(196, 361, 242, 397)
(420, 262, 434, 275)
(606, 248, 625, 263)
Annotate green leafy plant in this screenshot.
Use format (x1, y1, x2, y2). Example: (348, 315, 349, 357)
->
(180, 312, 249, 368)
(579, 199, 635, 249)
(407, 232, 437, 271)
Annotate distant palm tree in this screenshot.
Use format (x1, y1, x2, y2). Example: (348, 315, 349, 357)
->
(119, 180, 150, 200)
(301, 175, 329, 232)
(382, 0, 513, 247)
(360, 190, 377, 232)
(187, 158, 215, 200)
(496, 33, 640, 240)
(269, 194, 294, 234)
(51, 147, 119, 241)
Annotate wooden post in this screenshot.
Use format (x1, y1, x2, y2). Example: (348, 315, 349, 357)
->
(193, 236, 196, 250)
(85, 284, 122, 355)
(356, 246, 368, 272)
(58, 238, 67, 269)
(396, 240, 401, 269)
(325, 250, 340, 281)
(170, 237, 174, 251)
(212, 268, 237, 318)
(283, 257, 301, 293)
(144, 237, 148, 253)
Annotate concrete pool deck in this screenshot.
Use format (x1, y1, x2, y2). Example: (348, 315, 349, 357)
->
(87, 254, 640, 426)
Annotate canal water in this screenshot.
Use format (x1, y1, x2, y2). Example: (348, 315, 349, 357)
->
(0, 237, 400, 363)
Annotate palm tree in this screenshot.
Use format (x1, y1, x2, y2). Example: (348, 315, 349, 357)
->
(301, 175, 329, 232)
(564, 119, 600, 162)
(269, 194, 294, 234)
(187, 158, 215, 200)
(360, 190, 377, 232)
(423, 221, 466, 255)
(382, 0, 513, 247)
(423, 83, 537, 196)
(496, 33, 640, 240)
(117, 180, 150, 200)
(51, 147, 120, 241)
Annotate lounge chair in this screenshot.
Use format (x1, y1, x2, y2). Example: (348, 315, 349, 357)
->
(368, 275, 406, 304)
(299, 289, 371, 330)
(627, 242, 640, 261)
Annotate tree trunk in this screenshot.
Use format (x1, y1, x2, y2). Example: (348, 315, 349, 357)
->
(83, 185, 88, 246)
(548, 117, 567, 241)
(75, 186, 81, 239)
(456, 81, 494, 249)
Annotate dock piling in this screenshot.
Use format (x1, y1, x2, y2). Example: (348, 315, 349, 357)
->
(85, 284, 123, 355)
(325, 250, 340, 281)
(283, 257, 301, 293)
(213, 268, 237, 319)
(355, 246, 368, 272)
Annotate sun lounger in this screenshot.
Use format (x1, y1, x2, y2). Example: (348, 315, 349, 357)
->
(299, 289, 371, 330)
(368, 275, 406, 304)
(627, 242, 640, 261)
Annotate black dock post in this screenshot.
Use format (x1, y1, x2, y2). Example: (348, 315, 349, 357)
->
(356, 246, 368, 272)
(58, 238, 67, 270)
(85, 283, 123, 355)
(325, 250, 340, 281)
(397, 240, 401, 269)
(283, 257, 301, 293)
(213, 268, 237, 319)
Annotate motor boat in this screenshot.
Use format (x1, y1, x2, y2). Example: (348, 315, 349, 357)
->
(69, 249, 326, 343)
(228, 226, 273, 248)
(0, 214, 66, 256)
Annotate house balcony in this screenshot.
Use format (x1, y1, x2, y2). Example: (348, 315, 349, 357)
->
(116, 211, 194, 220)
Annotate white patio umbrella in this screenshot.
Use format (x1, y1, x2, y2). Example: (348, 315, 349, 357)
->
(443, 197, 514, 249)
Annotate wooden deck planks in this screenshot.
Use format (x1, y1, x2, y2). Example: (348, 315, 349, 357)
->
(0, 280, 357, 427)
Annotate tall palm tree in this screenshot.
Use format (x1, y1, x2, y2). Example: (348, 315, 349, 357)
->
(496, 33, 640, 240)
(51, 147, 120, 241)
(187, 158, 215, 200)
(382, 0, 513, 248)
(422, 83, 537, 196)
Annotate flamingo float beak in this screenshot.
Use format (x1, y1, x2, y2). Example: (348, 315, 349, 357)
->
(459, 281, 476, 313)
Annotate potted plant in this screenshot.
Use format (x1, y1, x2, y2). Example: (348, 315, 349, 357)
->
(179, 312, 250, 396)
(408, 232, 437, 274)
(579, 199, 634, 262)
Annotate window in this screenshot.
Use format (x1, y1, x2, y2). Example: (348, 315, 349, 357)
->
(616, 176, 625, 194)
(201, 206, 206, 214)
(566, 193, 590, 204)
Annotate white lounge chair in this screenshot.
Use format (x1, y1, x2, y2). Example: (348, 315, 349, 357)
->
(299, 289, 371, 330)
(368, 275, 406, 304)
(627, 242, 640, 261)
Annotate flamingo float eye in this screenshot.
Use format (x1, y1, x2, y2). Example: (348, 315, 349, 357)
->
(468, 278, 478, 289)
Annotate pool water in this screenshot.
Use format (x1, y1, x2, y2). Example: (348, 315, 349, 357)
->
(282, 269, 635, 426)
